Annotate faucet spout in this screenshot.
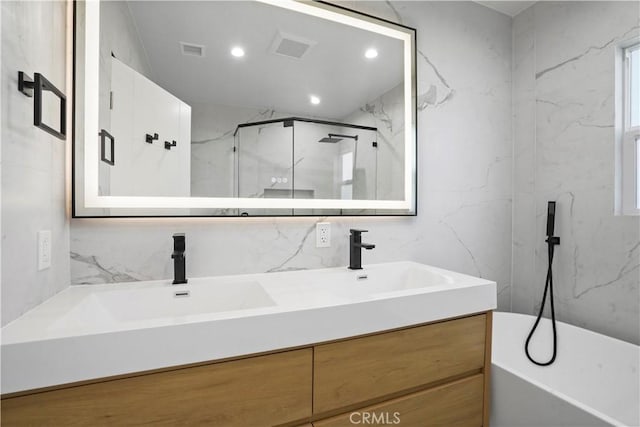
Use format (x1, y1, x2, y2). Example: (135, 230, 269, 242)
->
(171, 233, 187, 284)
(349, 229, 375, 270)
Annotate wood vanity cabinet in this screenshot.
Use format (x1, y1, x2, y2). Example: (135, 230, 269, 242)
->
(313, 374, 484, 427)
(1, 312, 492, 427)
(313, 314, 486, 414)
(1, 349, 313, 426)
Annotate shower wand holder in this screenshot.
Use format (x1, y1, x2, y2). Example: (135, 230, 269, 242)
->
(545, 201, 560, 246)
(546, 236, 560, 246)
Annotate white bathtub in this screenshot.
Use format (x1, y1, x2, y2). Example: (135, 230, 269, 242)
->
(491, 312, 639, 427)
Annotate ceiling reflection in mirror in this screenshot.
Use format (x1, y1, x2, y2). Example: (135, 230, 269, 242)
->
(74, 0, 416, 216)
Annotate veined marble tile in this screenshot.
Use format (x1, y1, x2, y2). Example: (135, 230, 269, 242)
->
(511, 1, 640, 344)
(512, 6, 536, 196)
(533, 2, 640, 81)
(1, 0, 70, 325)
(532, 189, 639, 344)
(511, 7, 536, 315)
(511, 193, 536, 314)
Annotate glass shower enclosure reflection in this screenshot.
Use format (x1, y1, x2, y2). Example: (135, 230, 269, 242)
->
(234, 118, 378, 216)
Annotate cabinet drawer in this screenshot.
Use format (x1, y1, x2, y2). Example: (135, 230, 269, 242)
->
(313, 314, 486, 414)
(1, 349, 312, 427)
(314, 374, 484, 427)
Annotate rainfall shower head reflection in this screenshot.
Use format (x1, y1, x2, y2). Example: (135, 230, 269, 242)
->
(318, 133, 359, 143)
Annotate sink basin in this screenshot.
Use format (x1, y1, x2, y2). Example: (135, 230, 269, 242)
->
(51, 280, 276, 328)
(352, 262, 455, 295)
(1, 261, 496, 394)
(100, 280, 276, 321)
(275, 262, 455, 302)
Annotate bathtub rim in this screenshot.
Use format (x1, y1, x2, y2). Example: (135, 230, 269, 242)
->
(492, 311, 638, 427)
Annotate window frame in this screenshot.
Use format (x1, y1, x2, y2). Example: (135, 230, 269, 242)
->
(620, 43, 640, 215)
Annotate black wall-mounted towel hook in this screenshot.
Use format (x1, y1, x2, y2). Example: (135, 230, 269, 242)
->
(145, 133, 158, 144)
(164, 140, 177, 150)
(18, 71, 66, 140)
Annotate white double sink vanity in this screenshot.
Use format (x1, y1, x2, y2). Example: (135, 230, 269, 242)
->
(2, 261, 496, 426)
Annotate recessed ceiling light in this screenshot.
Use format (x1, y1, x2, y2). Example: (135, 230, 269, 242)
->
(310, 95, 321, 105)
(365, 48, 378, 59)
(231, 46, 245, 58)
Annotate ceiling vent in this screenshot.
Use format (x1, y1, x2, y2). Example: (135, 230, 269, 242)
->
(180, 42, 205, 58)
(270, 31, 316, 60)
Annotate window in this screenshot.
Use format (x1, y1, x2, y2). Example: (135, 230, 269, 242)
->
(340, 151, 354, 200)
(620, 43, 640, 215)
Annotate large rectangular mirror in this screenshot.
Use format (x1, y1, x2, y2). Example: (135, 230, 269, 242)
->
(73, 0, 417, 217)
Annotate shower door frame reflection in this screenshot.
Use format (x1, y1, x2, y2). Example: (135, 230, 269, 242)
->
(234, 117, 381, 216)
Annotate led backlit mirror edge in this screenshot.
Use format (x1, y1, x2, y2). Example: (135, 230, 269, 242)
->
(74, 0, 417, 216)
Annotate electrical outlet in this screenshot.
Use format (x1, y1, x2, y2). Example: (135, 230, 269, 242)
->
(316, 222, 331, 248)
(38, 230, 52, 270)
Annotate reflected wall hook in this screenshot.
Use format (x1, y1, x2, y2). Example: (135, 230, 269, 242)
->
(145, 133, 158, 144)
(100, 129, 115, 165)
(18, 71, 66, 140)
(164, 140, 177, 150)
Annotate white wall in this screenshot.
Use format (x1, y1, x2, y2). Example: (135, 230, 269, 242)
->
(1, 1, 70, 325)
(512, 1, 640, 344)
(70, 0, 513, 312)
(109, 57, 191, 198)
(97, 1, 154, 199)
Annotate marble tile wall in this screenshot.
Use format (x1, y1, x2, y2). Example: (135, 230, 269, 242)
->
(1, 1, 70, 325)
(70, 1, 513, 312)
(511, 1, 640, 344)
(344, 83, 406, 202)
(190, 103, 282, 200)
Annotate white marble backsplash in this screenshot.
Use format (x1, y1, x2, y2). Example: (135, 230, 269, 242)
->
(511, 1, 640, 344)
(70, 1, 514, 311)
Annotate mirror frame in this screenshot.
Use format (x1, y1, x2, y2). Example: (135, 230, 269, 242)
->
(73, 0, 417, 217)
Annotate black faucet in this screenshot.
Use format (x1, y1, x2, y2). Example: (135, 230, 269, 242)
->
(349, 229, 375, 270)
(171, 233, 187, 284)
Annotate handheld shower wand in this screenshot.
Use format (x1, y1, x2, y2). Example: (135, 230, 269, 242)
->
(525, 201, 561, 366)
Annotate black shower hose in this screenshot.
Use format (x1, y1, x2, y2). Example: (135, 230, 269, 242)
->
(524, 240, 558, 366)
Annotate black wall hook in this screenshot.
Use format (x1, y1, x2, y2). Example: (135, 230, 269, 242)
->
(100, 129, 115, 165)
(145, 133, 158, 144)
(18, 71, 66, 140)
(18, 72, 34, 97)
(164, 140, 177, 150)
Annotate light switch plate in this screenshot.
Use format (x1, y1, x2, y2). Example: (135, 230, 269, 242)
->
(316, 222, 331, 248)
(38, 230, 52, 270)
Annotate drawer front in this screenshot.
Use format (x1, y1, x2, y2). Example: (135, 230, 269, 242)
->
(314, 374, 484, 427)
(1, 349, 312, 427)
(313, 314, 486, 414)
